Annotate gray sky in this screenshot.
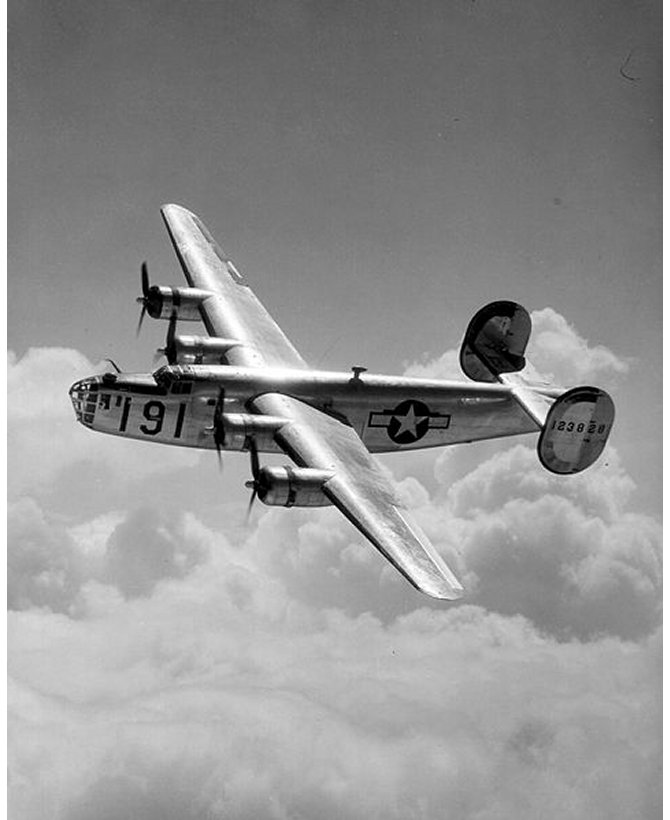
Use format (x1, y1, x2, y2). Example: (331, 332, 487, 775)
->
(8, 2, 661, 819)
(9, 0, 661, 508)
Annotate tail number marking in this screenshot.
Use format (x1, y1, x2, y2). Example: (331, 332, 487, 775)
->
(551, 419, 610, 435)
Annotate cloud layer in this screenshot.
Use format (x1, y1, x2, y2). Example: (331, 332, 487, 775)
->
(9, 578, 661, 820)
(7, 324, 660, 820)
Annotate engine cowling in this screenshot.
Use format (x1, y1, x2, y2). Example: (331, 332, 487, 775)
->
(255, 466, 333, 508)
(172, 334, 242, 364)
(218, 413, 288, 452)
(144, 286, 213, 321)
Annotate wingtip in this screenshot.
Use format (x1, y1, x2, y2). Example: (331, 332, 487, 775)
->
(160, 203, 203, 232)
(161, 202, 190, 216)
(415, 571, 465, 600)
(395, 509, 466, 601)
(425, 581, 465, 601)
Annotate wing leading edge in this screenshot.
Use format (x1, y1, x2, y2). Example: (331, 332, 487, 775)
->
(251, 393, 464, 600)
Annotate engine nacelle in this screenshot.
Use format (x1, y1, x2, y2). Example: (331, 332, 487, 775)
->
(145, 286, 213, 321)
(172, 334, 242, 364)
(255, 466, 334, 508)
(219, 414, 288, 452)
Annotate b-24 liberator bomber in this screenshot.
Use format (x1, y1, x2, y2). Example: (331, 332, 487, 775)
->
(70, 205, 615, 600)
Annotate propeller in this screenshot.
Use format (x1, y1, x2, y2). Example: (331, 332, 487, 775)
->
(244, 437, 262, 522)
(155, 312, 178, 364)
(212, 387, 226, 468)
(136, 262, 151, 336)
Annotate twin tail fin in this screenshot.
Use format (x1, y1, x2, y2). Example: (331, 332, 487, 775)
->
(460, 301, 615, 475)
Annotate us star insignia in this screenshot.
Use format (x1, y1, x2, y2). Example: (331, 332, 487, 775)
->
(368, 399, 451, 444)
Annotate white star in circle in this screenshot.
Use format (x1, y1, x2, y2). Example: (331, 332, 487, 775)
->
(393, 404, 426, 437)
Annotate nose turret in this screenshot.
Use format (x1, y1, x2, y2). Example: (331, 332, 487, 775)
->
(69, 377, 101, 427)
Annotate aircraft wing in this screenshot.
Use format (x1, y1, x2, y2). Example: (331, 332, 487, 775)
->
(250, 393, 465, 600)
(161, 203, 307, 369)
(162, 204, 463, 598)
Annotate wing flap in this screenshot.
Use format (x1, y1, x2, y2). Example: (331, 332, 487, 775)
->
(251, 393, 464, 600)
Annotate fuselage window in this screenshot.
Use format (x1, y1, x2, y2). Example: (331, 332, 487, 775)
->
(171, 382, 193, 395)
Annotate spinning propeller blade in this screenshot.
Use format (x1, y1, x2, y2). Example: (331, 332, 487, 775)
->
(136, 305, 147, 337)
(245, 485, 258, 522)
(136, 262, 151, 336)
(141, 261, 150, 297)
(213, 387, 226, 469)
(244, 438, 261, 522)
(155, 312, 178, 363)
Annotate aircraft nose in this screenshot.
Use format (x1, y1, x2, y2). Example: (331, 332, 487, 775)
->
(69, 378, 99, 427)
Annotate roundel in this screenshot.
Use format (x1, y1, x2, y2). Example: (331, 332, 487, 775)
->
(387, 399, 431, 444)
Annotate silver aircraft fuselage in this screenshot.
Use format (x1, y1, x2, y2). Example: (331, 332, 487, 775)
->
(70, 364, 557, 455)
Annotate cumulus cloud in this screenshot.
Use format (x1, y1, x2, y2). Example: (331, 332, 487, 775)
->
(8, 497, 92, 614)
(101, 508, 210, 599)
(8, 578, 661, 820)
(438, 446, 661, 641)
(404, 348, 462, 380)
(8, 499, 211, 613)
(7, 340, 660, 820)
(404, 306, 629, 386)
(8, 348, 199, 499)
(528, 308, 630, 386)
(237, 444, 661, 642)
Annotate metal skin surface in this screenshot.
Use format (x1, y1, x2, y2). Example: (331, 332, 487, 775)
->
(252, 392, 464, 599)
(70, 366, 549, 454)
(161, 205, 307, 370)
(69, 204, 613, 601)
